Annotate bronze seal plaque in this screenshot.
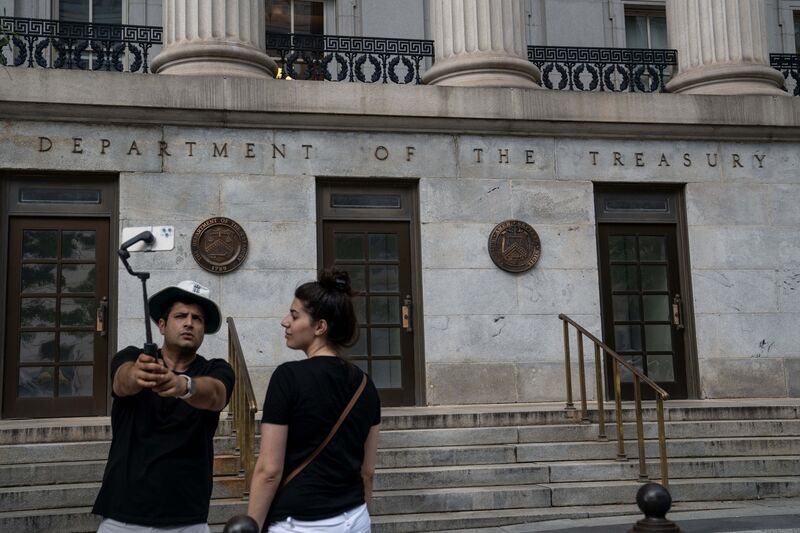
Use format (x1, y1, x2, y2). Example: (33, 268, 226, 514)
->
(191, 217, 248, 274)
(488, 220, 541, 273)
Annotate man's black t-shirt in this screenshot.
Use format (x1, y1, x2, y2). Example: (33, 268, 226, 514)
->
(92, 346, 235, 527)
(261, 356, 381, 524)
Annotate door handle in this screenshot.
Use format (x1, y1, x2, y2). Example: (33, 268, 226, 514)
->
(672, 294, 684, 331)
(401, 295, 412, 332)
(96, 296, 109, 337)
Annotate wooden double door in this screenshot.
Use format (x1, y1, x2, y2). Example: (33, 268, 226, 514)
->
(3, 217, 110, 418)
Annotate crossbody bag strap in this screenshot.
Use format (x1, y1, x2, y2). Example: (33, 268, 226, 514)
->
(280, 373, 368, 488)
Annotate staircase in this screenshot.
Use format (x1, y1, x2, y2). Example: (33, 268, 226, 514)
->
(1, 400, 800, 532)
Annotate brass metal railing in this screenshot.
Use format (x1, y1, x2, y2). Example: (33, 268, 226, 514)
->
(559, 314, 670, 486)
(227, 317, 258, 496)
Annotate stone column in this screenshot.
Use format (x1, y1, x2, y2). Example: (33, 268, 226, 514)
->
(151, 0, 276, 78)
(666, 0, 784, 95)
(422, 0, 540, 89)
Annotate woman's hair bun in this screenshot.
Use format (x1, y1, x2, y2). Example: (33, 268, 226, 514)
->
(319, 269, 352, 296)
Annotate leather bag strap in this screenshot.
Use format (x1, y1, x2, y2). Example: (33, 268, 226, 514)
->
(280, 373, 368, 488)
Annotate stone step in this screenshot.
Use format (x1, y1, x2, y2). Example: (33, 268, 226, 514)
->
(0, 499, 249, 533)
(376, 444, 517, 468)
(0, 477, 245, 513)
(375, 463, 550, 491)
(371, 484, 552, 515)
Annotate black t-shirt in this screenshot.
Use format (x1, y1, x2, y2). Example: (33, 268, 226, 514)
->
(261, 356, 381, 524)
(92, 346, 235, 527)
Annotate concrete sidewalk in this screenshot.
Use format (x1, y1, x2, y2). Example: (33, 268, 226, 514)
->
(441, 498, 800, 532)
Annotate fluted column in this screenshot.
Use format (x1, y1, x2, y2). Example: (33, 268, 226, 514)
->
(423, 0, 540, 89)
(666, 0, 784, 95)
(151, 0, 276, 78)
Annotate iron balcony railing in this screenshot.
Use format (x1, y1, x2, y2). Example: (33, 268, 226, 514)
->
(528, 46, 678, 93)
(770, 53, 799, 96)
(0, 16, 161, 72)
(266, 32, 434, 84)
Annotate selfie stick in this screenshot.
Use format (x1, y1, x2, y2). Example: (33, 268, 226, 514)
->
(118, 231, 158, 358)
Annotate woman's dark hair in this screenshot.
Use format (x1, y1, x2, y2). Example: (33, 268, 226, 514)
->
(295, 269, 358, 350)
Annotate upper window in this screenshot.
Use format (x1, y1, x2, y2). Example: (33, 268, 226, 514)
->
(625, 7, 667, 49)
(56, 0, 123, 24)
(794, 11, 800, 55)
(266, 0, 324, 34)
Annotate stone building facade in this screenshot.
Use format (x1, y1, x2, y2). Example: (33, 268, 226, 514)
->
(1, 0, 799, 418)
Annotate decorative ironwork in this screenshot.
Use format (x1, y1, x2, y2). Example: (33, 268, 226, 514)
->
(528, 46, 678, 93)
(266, 32, 434, 84)
(770, 53, 800, 96)
(0, 16, 162, 73)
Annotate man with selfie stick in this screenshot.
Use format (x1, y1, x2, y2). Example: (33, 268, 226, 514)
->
(93, 280, 234, 533)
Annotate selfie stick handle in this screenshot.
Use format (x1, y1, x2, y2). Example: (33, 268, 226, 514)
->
(118, 231, 159, 359)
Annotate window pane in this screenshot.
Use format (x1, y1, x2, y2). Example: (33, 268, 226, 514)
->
(372, 360, 402, 388)
(368, 234, 398, 261)
(371, 328, 401, 356)
(334, 234, 364, 261)
(60, 0, 90, 22)
(340, 266, 365, 292)
(643, 295, 669, 322)
(21, 298, 56, 327)
(59, 366, 93, 397)
(645, 324, 672, 352)
(796, 14, 800, 55)
(370, 265, 399, 292)
(343, 328, 367, 356)
(20, 188, 101, 204)
(61, 265, 96, 293)
(19, 367, 55, 398)
(647, 354, 675, 382)
(625, 15, 648, 48)
(619, 355, 644, 383)
(22, 265, 57, 293)
(649, 16, 668, 49)
(641, 265, 668, 291)
(611, 265, 639, 291)
(62, 231, 96, 260)
(639, 236, 666, 261)
(608, 236, 637, 261)
(331, 194, 401, 209)
(352, 296, 367, 323)
(93, 0, 122, 24)
(23, 230, 58, 259)
(351, 359, 369, 374)
(60, 298, 95, 327)
(613, 295, 641, 321)
(60, 332, 94, 362)
(266, 0, 291, 33)
(615, 325, 642, 351)
(604, 198, 668, 212)
(369, 296, 400, 324)
(294, 0, 325, 34)
(20, 332, 57, 363)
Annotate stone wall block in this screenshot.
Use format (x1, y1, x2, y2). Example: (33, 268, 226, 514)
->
(220, 269, 317, 318)
(511, 180, 594, 225)
(421, 178, 513, 223)
(426, 362, 518, 404)
(422, 269, 519, 316)
(517, 269, 601, 316)
(457, 136, 555, 180)
(785, 359, 800, 398)
(778, 270, 800, 312)
(161, 126, 274, 175)
(699, 358, 787, 398)
(221, 175, 315, 223)
(517, 362, 597, 402)
(691, 270, 778, 314)
(721, 143, 800, 184)
(120, 173, 220, 220)
(769, 185, 800, 226)
(242, 222, 317, 270)
(688, 227, 800, 270)
(695, 313, 800, 359)
(273, 132, 457, 179)
(554, 139, 724, 182)
(686, 183, 770, 226)
(0, 121, 161, 173)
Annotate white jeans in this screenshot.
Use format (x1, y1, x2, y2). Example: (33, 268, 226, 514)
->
(97, 518, 211, 533)
(268, 503, 371, 533)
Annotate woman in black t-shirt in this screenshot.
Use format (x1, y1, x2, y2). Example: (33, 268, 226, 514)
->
(248, 270, 381, 533)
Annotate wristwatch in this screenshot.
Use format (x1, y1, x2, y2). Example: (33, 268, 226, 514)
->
(177, 374, 195, 400)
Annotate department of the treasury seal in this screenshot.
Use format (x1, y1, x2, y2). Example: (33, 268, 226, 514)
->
(488, 220, 541, 273)
(191, 217, 248, 274)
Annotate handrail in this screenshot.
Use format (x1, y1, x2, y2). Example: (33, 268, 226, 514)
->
(227, 317, 258, 497)
(559, 313, 670, 487)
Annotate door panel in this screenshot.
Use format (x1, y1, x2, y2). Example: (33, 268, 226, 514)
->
(3, 217, 109, 418)
(323, 221, 415, 406)
(598, 224, 687, 399)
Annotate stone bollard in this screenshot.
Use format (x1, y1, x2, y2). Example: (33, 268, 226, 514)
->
(223, 514, 259, 533)
(628, 483, 682, 533)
